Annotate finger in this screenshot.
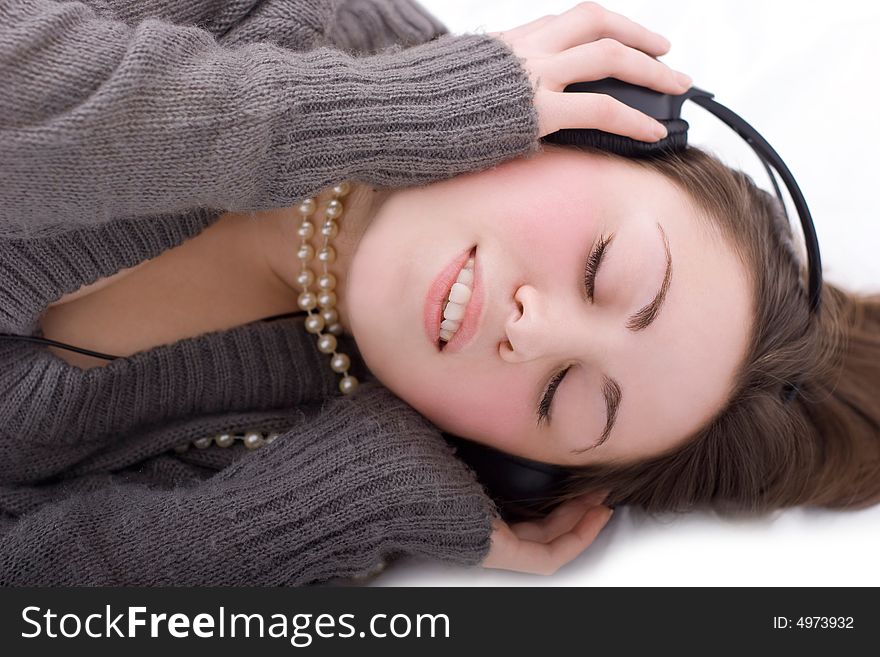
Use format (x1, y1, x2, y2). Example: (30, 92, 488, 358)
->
(510, 490, 609, 542)
(525, 505, 614, 576)
(552, 38, 691, 96)
(545, 505, 614, 571)
(541, 89, 667, 141)
(489, 14, 555, 42)
(535, 2, 671, 57)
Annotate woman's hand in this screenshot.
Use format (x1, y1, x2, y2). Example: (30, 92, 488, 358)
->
(488, 1, 692, 142)
(481, 489, 614, 576)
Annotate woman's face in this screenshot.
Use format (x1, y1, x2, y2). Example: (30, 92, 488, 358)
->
(346, 145, 753, 467)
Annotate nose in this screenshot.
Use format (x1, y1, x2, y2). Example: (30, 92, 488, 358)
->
(500, 284, 588, 364)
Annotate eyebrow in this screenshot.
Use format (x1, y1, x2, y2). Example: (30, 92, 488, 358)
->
(624, 223, 673, 332)
(571, 222, 673, 454)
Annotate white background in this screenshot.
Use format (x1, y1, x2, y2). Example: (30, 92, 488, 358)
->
(371, 0, 880, 586)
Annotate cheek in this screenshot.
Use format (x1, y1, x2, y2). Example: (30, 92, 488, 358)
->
(394, 365, 533, 449)
(504, 193, 596, 272)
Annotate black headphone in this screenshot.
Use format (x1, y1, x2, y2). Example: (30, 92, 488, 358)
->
(444, 78, 824, 522)
(0, 79, 824, 522)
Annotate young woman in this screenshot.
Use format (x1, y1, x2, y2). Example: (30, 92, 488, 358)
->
(1, 1, 876, 586)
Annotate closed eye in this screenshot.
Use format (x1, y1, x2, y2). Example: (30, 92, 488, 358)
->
(536, 364, 572, 427)
(584, 233, 613, 302)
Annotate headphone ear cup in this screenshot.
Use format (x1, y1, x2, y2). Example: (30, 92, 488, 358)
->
(443, 434, 573, 522)
(541, 118, 689, 157)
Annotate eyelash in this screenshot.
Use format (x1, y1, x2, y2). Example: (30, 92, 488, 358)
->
(536, 365, 572, 428)
(584, 233, 611, 302)
(535, 233, 610, 428)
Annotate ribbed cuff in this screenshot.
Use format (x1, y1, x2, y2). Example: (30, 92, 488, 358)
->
(255, 31, 541, 210)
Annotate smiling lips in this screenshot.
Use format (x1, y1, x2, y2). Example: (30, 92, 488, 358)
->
(423, 245, 483, 354)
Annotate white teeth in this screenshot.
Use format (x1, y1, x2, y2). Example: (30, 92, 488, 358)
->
(448, 282, 471, 305)
(439, 255, 475, 344)
(443, 301, 466, 321)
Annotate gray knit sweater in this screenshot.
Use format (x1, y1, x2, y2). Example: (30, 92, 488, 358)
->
(0, 0, 541, 585)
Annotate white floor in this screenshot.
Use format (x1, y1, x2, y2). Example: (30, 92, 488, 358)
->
(371, 0, 880, 586)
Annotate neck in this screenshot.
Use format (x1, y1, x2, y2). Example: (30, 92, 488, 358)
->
(257, 183, 392, 334)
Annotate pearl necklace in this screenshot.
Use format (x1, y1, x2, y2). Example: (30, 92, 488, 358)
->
(175, 182, 358, 454)
(293, 181, 360, 397)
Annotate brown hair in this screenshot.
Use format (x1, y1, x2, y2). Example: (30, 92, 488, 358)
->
(550, 145, 880, 519)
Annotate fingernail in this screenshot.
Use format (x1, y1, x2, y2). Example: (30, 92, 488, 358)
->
(654, 123, 668, 139)
(675, 71, 693, 87)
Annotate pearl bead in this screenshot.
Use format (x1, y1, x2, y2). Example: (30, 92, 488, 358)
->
(317, 245, 336, 264)
(193, 436, 212, 449)
(244, 432, 265, 449)
(174, 443, 189, 453)
(265, 432, 280, 444)
(317, 273, 336, 290)
(297, 291, 318, 311)
(317, 334, 337, 354)
(339, 375, 359, 395)
(297, 243, 315, 262)
(317, 290, 336, 309)
(325, 199, 343, 219)
(291, 182, 360, 400)
(296, 269, 315, 288)
(216, 433, 235, 448)
(330, 353, 350, 373)
(305, 313, 325, 333)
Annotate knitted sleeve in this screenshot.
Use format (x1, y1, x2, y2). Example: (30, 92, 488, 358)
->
(0, 382, 500, 586)
(0, 0, 539, 239)
(77, 1, 306, 37)
(73, 0, 448, 53)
